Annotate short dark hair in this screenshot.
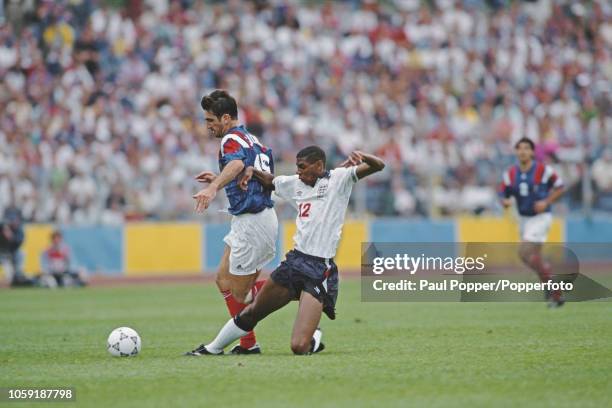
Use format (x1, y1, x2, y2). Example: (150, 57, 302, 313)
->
(515, 137, 535, 151)
(200, 90, 238, 119)
(296, 146, 326, 166)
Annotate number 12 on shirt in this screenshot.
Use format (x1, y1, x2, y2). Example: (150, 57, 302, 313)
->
(298, 203, 311, 217)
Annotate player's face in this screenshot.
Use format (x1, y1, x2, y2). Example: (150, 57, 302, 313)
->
(204, 111, 231, 138)
(515, 142, 534, 164)
(296, 158, 323, 186)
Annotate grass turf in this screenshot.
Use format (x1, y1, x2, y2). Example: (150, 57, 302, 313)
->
(1, 280, 611, 408)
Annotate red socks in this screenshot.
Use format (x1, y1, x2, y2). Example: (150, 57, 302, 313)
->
(220, 280, 266, 349)
(252, 279, 266, 297)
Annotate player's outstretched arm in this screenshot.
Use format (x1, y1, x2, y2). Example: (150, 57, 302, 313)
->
(194, 170, 217, 184)
(498, 171, 514, 208)
(547, 186, 565, 204)
(239, 166, 274, 191)
(344, 151, 385, 180)
(211, 160, 245, 191)
(193, 160, 245, 213)
(534, 186, 565, 213)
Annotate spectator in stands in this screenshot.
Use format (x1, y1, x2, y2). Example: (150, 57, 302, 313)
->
(0, 0, 609, 220)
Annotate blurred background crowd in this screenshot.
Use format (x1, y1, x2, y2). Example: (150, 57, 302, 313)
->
(0, 0, 610, 223)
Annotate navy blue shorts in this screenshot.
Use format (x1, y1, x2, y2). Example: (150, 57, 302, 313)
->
(271, 250, 339, 319)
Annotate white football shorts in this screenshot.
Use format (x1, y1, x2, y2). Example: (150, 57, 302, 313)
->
(520, 212, 553, 243)
(224, 207, 278, 276)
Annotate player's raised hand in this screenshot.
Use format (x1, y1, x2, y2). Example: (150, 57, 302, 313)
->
(239, 167, 254, 191)
(195, 171, 217, 184)
(347, 151, 364, 166)
(338, 158, 351, 168)
(339, 151, 364, 167)
(193, 185, 217, 213)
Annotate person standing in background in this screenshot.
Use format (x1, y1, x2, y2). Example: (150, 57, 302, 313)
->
(0, 207, 32, 287)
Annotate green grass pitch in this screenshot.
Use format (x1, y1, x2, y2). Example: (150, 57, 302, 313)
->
(1, 280, 611, 408)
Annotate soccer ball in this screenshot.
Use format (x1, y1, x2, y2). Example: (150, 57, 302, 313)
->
(107, 327, 141, 357)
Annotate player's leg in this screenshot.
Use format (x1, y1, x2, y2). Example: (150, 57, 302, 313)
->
(518, 242, 549, 278)
(215, 245, 261, 351)
(518, 214, 563, 305)
(236, 278, 293, 329)
(227, 208, 277, 304)
(290, 291, 324, 355)
(227, 270, 260, 304)
(520, 242, 563, 305)
(224, 208, 277, 352)
(226, 270, 266, 354)
(215, 245, 232, 292)
(518, 214, 553, 282)
(187, 279, 293, 355)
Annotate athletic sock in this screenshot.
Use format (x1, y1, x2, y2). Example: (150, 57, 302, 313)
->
(221, 289, 257, 349)
(243, 280, 266, 304)
(254, 279, 266, 292)
(206, 318, 249, 354)
(239, 281, 267, 349)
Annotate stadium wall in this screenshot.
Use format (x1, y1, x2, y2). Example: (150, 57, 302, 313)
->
(18, 217, 612, 276)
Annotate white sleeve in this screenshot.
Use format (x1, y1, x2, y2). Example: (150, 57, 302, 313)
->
(332, 166, 358, 194)
(543, 165, 563, 188)
(273, 175, 298, 202)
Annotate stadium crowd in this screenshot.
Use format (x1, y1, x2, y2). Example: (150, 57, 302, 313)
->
(0, 0, 610, 223)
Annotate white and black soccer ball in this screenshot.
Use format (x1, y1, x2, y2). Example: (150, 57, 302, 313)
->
(107, 327, 141, 357)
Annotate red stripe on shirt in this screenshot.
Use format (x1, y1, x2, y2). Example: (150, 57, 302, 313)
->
(534, 162, 545, 184)
(222, 139, 242, 155)
(509, 166, 517, 186)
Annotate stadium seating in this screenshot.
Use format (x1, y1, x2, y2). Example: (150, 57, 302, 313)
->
(0, 0, 610, 222)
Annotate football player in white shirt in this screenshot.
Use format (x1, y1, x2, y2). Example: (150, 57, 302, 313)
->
(186, 146, 384, 355)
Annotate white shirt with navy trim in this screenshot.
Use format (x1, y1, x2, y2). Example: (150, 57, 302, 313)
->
(273, 166, 358, 259)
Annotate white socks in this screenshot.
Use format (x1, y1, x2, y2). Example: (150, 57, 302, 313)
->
(206, 318, 248, 354)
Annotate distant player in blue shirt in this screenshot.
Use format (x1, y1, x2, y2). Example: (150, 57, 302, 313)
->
(499, 137, 565, 307)
(193, 90, 277, 354)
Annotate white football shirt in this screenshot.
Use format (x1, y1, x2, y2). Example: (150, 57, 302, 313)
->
(273, 166, 358, 259)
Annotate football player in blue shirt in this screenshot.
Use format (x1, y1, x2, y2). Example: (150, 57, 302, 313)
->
(500, 137, 565, 307)
(193, 90, 277, 353)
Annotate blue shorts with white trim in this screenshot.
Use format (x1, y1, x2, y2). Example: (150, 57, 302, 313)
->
(271, 249, 339, 319)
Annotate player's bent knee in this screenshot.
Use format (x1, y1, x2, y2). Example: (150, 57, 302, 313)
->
(290, 338, 311, 355)
(215, 275, 231, 291)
